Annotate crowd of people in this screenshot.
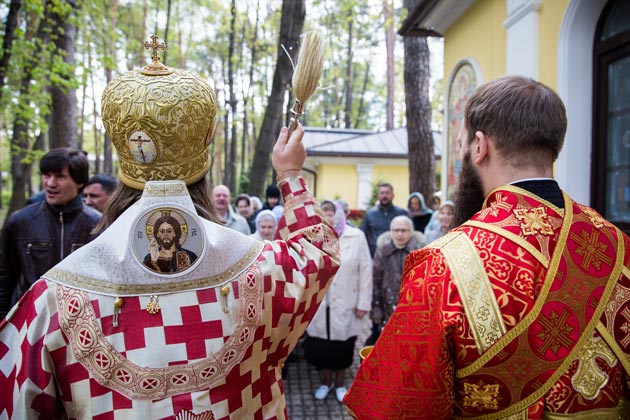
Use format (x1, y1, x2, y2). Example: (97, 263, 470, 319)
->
(1, 41, 629, 420)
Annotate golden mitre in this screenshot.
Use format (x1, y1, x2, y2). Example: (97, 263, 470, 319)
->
(102, 35, 218, 190)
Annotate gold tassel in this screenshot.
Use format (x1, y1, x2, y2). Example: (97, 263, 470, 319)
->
(220, 285, 230, 313)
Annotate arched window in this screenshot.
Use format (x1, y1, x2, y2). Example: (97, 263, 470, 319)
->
(593, 0, 630, 233)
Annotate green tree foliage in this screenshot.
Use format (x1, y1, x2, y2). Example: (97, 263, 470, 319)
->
(0, 0, 442, 211)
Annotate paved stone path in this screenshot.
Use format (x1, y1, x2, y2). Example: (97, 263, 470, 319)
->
(284, 321, 370, 419)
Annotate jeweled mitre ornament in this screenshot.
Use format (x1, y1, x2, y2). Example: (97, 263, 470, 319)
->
(101, 35, 218, 190)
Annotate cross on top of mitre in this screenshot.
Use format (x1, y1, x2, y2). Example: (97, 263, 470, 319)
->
(141, 34, 173, 76)
(144, 35, 166, 66)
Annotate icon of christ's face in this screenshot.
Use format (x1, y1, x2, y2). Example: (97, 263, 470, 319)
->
(156, 222, 177, 250)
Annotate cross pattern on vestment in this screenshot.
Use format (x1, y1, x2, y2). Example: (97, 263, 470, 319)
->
(582, 207, 605, 228)
(209, 359, 253, 411)
(77, 326, 95, 348)
(114, 297, 164, 351)
(619, 307, 630, 348)
(514, 206, 554, 236)
(536, 308, 574, 354)
(571, 335, 617, 399)
(94, 350, 113, 370)
(115, 366, 134, 385)
(144, 34, 166, 65)
(462, 382, 499, 410)
(571, 229, 613, 271)
(479, 192, 512, 219)
(164, 305, 224, 360)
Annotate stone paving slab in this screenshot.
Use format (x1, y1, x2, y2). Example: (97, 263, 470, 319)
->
(284, 320, 370, 419)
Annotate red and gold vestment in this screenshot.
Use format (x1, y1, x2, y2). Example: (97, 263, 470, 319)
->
(345, 185, 630, 419)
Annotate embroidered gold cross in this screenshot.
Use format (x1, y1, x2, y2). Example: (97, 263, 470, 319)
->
(620, 307, 630, 348)
(514, 206, 554, 236)
(582, 207, 605, 228)
(479, 192, 512, 219)
(571, 229, 612, 271)
(536, 308, 574, 354)
(144, 34, 166, 65)
(462, 382, 499, 410)
(571, 334, 617, 399)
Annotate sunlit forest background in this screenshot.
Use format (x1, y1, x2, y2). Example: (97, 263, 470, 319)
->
(0, 0, 443, 220)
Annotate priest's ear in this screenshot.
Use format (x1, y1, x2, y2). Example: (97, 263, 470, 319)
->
(472, 130, 490, 164)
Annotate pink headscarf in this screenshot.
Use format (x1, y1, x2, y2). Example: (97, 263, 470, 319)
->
(332, 200, 347, 236)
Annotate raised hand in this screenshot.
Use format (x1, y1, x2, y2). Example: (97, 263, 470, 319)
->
(149, 239, 159, 262)
(272, 124, 306, 181)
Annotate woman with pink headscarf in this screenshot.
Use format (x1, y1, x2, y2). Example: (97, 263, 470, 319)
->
(304, 200, 372, 403)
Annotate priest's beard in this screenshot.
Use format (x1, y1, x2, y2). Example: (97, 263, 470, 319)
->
(453, 151, 486, 227)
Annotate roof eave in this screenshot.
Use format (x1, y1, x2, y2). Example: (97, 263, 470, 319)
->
(307, 152, 410, 159)
(398, 0, 476, 37)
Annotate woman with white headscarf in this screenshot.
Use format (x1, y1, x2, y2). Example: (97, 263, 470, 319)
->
(304, 200, 372, 403)
(250, 210, 277, 241)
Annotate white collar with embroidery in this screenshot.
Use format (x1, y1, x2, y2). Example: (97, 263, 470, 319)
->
(44, 180, 263, 296)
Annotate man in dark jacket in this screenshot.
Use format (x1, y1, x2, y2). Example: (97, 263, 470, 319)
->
(360, 182, 408, 256)
(0, 148, 101, 319)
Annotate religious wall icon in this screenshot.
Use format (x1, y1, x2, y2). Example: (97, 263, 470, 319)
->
(128, 130, 158, 164)
(131, 206, 204, 275)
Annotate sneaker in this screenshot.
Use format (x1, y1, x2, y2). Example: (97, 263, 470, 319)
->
(314, 384, 332, 400)
(335, 386, 347, 402)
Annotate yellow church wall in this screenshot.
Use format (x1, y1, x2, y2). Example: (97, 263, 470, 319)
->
(314, 163, 411, 209)
(443, 0, 570, 88)
(315, 164, 359, 206)
(443, 0, 507, 83)
(372, 165, 410, 208)
(538, 0, 569, 88)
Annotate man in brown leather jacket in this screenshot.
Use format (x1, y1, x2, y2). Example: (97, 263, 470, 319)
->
(0, 148, 101, 319)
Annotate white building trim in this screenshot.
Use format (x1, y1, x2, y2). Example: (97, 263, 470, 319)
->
(556, 0, 607, 205)
(356, 163, 375, 210)
(504, 0, 542, 79)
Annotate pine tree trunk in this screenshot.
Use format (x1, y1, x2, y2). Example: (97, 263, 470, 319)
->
(404, 0, 434, 202)
(49, 0, 79, 149)
(163, 0, 172, 65)
(354, 60, 370, 128)
(241, 0, 261, 190)
(383, 0, 395, 130)
(101, 0, 118, 175)
(405, 41, 434, 200)
(247, 0, 305, 197)
(9, 73, 37, 216)
(226, 0, 238, 193)
(344, 16, 354, 129)
(7, 9, 47, 218)
(0, 0, 22, 106)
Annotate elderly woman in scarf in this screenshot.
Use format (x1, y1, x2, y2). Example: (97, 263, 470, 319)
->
(304, 200, 372, 403)
(407, 192, 433, 232)
(249, 209, 277, 241)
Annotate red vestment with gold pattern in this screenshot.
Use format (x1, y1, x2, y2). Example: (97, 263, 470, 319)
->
(344, 185, 630, 419)
(0, 176, 339, 419)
